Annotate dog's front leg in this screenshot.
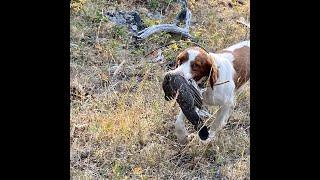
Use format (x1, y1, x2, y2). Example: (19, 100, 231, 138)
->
(207, 103, 234, 140)
(175, 110, 188, 144)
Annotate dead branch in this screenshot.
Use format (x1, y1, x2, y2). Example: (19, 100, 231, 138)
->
(236, 17, 250, 28)
(136, 0, 193, 40)
(137, 24, 192, 39)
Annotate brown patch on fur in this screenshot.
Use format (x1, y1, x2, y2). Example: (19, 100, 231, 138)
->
(217, 47, 250, 89)
(189, 48, 218, 88)
(232, 46, 250, 89)
(208, 56, 219, 88)
(191, 50, 211, 81)
(176, 50, 189, 68)
(175, 47, 219, 88)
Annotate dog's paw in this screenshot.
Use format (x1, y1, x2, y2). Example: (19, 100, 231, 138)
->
(200, 131, 216, 145)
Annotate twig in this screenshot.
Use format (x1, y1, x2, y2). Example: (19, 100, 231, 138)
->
(213, 80, 230, 86)
(95, 8, 104, 43)
(236, 18, 250, 28)
(112, 60, 126, 78)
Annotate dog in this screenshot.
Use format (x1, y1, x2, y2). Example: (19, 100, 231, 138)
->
(165, 40, 250, 143)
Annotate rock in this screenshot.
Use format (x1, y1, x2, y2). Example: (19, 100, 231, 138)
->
(129, 11, 145, 30)
(124, 13, 133, 21)
(131, 25, 138, 31)
(147, 12, 153, 18)
(105, 10, 146, 32)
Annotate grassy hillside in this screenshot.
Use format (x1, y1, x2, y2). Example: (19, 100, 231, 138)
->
(70, 0, 250, 179)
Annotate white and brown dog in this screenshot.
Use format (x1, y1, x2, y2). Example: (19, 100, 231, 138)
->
(166, 40, 250, 143)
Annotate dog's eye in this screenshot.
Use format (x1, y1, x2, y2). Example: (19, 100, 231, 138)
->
(191, 63, 198, 68)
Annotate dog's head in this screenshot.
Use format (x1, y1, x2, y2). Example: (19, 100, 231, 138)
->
(166, 47, 218, 88)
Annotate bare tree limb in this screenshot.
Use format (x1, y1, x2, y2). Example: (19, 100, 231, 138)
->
(184, 7, 191, 30)
(136, 0, 193, 40)
(137, 24, 192, 39)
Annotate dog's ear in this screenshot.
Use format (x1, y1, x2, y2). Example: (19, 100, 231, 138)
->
(206, 55, 218, 88)
(175, 51, 188, 68)
(175, 59, 180, 68)
(209, 66, 218, 88)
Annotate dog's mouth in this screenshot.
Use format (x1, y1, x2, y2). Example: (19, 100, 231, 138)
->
(162, 74, 202, 105)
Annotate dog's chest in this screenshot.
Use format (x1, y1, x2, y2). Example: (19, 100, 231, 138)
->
(202, 86, 231, 106)
(202, 54, 236, 106)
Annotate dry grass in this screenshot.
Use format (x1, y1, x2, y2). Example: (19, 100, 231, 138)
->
(70, 0, 250, 179)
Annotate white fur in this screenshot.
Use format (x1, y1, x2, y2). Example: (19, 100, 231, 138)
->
(203, 52, 235, 106)
(175, 111, 188, 143)
(170, 41, 249, 144)
(167, 49, 200, 80)
(225, 40, 250, 52)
